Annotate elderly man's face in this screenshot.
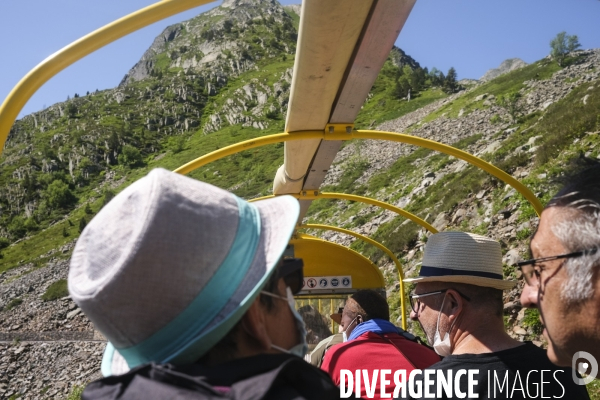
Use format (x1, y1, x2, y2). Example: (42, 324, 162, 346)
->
(522, 207, 600, 366)
(410, 282, 446, 345)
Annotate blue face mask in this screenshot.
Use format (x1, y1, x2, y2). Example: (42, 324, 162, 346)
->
(261, 287, 308, 358)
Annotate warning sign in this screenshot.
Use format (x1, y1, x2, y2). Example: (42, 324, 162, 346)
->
(301, 276, 352, 291)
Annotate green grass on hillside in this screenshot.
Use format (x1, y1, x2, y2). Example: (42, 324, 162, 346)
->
(422, 59, 562, 122)
(41, 279, 69, 301)
(159, 125, 285, 198)
(283, 7, 300, 30)
(348, 55, 452, 129)
(0, 123, 285, 274)
(3, 297, 23, 311)
(535, 82, 600, 165)
(0, 17, 297, 274)
(356, 87, 448, 129)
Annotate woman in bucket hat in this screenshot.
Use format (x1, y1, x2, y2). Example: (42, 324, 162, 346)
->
(69, 168, 341, 399)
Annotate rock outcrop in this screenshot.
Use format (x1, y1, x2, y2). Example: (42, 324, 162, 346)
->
(481, 58, 528, 81)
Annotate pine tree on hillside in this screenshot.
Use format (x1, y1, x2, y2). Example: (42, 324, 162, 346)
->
(443, 67, 458, 94)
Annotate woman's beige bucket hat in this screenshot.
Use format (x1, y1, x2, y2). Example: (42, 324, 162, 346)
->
(68, 168, 299, 376)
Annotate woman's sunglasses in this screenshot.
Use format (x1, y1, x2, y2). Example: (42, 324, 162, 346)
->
(277, 258, 304, 294)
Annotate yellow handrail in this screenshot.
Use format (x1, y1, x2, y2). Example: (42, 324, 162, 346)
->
(355, 130, 544, 215)
(252, 191, 437, 233)
(175, 129, 543, 215)
(175, 131, 325, 174)
(0, 0, 216, 154)
(297, 223, 407, 330)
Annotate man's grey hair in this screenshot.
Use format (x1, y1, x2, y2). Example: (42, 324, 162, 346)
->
(547, 161, 600, 303)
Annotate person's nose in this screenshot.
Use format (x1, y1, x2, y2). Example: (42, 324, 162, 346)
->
(520, 283, 539, 308)
(410, 309, 419, 321)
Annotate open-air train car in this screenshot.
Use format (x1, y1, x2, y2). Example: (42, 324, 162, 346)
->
(0, 0, 542, 349)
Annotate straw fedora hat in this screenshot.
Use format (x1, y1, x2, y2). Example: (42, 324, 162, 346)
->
(69, 168, 299, 376)
(403, 231, 516, 290)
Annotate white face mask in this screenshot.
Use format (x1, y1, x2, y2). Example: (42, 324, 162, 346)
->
(342, 316, 358, 342)
(261, 287, 308, 358)
(432, 294, 455, 357)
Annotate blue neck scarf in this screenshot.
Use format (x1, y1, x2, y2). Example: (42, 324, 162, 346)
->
(347, 318, 401, 341)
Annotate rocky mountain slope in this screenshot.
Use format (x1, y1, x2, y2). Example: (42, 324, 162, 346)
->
(1, 0, 600, 397)
(481, 58, 528, 81)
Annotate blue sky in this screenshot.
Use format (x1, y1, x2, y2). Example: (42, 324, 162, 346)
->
(1, 0, 599, 118)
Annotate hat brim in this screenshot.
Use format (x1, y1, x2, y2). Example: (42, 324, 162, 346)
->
(330, 313, 342, 324)
(102, 195, 300, 376)
(102, 342, 130, 376)
(403, 275, 517, 290)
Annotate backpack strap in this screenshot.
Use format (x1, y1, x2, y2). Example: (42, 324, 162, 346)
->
(397, 327, 435, 352)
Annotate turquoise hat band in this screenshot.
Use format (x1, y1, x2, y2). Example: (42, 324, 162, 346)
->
(114, 196, 262, 368)
(164, 273, 268, 366)
(101, 343, 116, 377)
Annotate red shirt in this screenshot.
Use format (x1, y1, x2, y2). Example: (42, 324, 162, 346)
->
(321, 331, 440, 399)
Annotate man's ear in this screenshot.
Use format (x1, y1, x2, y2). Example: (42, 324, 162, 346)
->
(240, 298, 272, 351)
(445, 289, 464, 322)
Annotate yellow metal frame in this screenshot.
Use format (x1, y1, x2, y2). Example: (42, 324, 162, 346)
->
(175, 129, 543, 215)
(0, 1, 544, 338)
(297, 223, 407, 329)
(0, 0, 216, 153)
(295, 294, 348, 334)
(290, 234, 385, 290)
(253, 191, 438, 233)
(290, 233, 385, 332)
(251, 192, 430, 327)
(176, 128, 542, 329)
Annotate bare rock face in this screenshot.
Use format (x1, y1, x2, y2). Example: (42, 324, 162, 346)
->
(0, 259, 103, 399)
(0, 341, 104, 399)
(283, 4, 301, 16)
(222, 0, 278, 8)
(480, 58, 528, 82)
(120, 0, 291, 86)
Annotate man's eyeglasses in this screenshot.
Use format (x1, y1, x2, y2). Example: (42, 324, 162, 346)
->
(409, 289, 471, 313)
(516, 248, 598, 287)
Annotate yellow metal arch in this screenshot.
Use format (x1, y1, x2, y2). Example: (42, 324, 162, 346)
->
(252, 192, 437, 234)
(297, 223, 407, 329)
(291, 233, 386, 332)
(174, 129, 543, 215)
(357, 129, 543, 215)
(0, 0, 216, 153)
